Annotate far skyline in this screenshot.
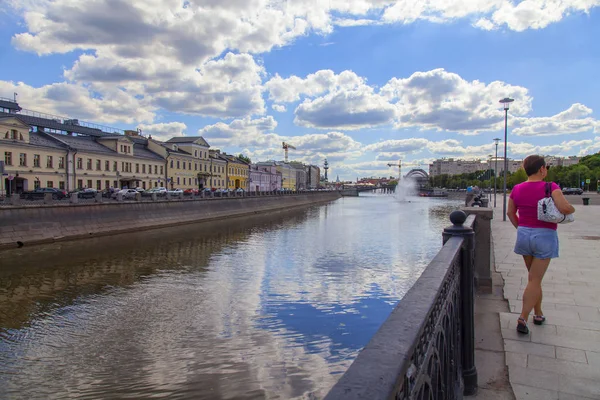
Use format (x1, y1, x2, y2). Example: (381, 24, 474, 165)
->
(1, 1, 599, 180)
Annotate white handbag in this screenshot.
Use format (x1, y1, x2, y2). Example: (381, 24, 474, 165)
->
(538, 183, 574, 224)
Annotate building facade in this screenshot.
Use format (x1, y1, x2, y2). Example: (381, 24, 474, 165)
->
(250, 163, 282, 191)
(487, 157, 523, 175)
(306, 165, 320, 189)
(209, 150, 228, 190)
(275, 162, 296, 190)
(221, 154, 249, 190)
(429, 158, 487, 177)
(165, 137, 211, 188)
(1, 116, 166, 194)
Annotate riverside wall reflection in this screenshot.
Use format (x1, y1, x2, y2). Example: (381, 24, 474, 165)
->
(0, 195, 462, 400)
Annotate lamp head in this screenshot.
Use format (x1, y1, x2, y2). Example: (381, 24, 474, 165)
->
(493, 138, 501, 145)
(499, 97, 514, 110)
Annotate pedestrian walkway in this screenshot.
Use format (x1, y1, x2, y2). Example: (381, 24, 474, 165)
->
(492, 204, 600, 399)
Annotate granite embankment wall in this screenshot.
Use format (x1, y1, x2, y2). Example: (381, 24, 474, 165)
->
(0, 192, 341, 249)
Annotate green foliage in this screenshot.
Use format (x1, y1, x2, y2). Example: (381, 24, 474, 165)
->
(238, 154, 251, 164)
(429, 153, 600, 191)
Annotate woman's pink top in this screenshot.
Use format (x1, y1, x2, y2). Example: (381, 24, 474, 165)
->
(509, 181, 560, 230)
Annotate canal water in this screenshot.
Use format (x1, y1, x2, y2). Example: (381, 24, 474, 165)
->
(0, 194, 461, 399)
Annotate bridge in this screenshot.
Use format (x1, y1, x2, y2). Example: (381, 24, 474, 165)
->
(405, 168, 429, 188)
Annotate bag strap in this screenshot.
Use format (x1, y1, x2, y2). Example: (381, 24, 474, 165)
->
(545, 182, 552, 198)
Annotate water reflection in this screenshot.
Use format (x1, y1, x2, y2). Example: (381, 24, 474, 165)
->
(0, 195, 461, 399)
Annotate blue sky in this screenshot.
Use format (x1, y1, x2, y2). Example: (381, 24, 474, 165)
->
(1, 1, 599, 179)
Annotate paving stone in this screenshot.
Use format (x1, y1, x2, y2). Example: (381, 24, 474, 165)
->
(558, 375, 600, 399)
(511, 384, 558, 400)
(556, 347, 588, 363)
(527, 354, 600, 380)
(587, 351, 600, 366)
(506, 352, 528, 367)
(508, 365, 560, 391)
(503, 339, 555, 358)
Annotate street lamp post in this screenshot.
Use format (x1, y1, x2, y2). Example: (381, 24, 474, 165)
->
(493, 138, 500, 208)
(499, 98, 514, 222)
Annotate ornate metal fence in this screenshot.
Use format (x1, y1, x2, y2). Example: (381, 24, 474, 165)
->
(324, 211, 477, 400)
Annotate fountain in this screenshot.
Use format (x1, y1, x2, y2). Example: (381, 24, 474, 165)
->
(395, 175, 418, 202)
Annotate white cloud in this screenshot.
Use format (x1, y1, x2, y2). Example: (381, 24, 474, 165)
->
(365, 138, 431, 153)
(137, 122, 187, 142)
(512, 104, 600, 136)
(0, 80, 154, 124)
(272, 104, 287, 112)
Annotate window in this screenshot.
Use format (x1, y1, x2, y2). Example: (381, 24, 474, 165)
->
(87, 159, 92, 170)
(160, 166, 164, 175)
(177, 161, 181, 169)
(148, 164, 151, 174)
(195, 150, 198, 157)
(177, 177, 180, 184)
(204, 164, 207, 172)
(195, 163, 198, 171)
(121, 162, 125, 172)
(183, 178, 186, 185)
(46, 155, 53, 168)
(33, 154, 40, 167)
(96, 159, 101, 170)
(19, 153, 27, 166)
(10, 129, 18, 140)
(105, 180, 110, 189)
(59, 157, 65, 169)
(105, 160, 110, 171)
(113, 180, 118, 188)
(136, 163, 140, 173)
(189, 162, 191, 170)
(113, 161, 117, 172)
(77, 179, 83, 189)
(34, 181, 40, 189)
(142, 164, 146, 174)
(96, 180, 101, 190)
(87, 180, 92, 188)
(47, 181, 53, 188)
(59, 181, 65, 190)
(154, 165, 158, 174)
(170, 160, 174, 168)
(4, 152, 12, 166)
(142, 181, 146, 190)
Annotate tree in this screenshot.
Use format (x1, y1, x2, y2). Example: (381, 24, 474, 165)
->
(238, 154, 251, 164)
(508, 168, 527, 187)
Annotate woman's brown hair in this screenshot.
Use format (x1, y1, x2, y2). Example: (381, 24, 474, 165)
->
(522, 155, 546, 177)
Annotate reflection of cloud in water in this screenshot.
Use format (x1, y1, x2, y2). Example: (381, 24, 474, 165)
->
(0, 196, 462, 399)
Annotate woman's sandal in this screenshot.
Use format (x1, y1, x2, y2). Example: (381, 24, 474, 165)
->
(533, 315, 546, 325)
(516, 317, 529, 334)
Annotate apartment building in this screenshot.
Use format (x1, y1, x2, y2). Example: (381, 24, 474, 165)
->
(209, 150, 228, 190)
(429, 158, 487, 177)
(221, 153, 249, 190)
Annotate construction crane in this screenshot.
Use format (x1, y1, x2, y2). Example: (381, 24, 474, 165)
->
(282, 142, 296, 162)
(388, 161, 402, 181)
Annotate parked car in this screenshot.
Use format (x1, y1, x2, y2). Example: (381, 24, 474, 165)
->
(562, 187, 583, 195)
(184, 188, 199, 196)
(70, 188, 98, 199)
(111, 189, 138, 199)
(167, 188, 184, 196)
(21, 188, 67, 200)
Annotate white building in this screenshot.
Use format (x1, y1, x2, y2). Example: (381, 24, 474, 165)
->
(429, 158, 487, 177)
(487, 157, 522, 175)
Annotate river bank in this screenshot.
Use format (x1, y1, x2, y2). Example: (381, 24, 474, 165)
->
(0, 191, 341, 250)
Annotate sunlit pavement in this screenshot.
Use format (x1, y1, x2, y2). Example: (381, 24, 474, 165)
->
(492, 201, 600, 399)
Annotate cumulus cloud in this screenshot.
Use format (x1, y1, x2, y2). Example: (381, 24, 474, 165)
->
(512, 104, 600, 136)
(272, 104, 287, 112)
(0, 80, 154, 124)
(137, 122, 187, 142)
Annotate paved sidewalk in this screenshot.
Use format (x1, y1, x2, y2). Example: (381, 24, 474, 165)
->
(492, 204, 600, 399)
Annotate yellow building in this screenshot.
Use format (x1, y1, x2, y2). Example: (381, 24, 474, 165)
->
(209, 150, 228, 190)
(0, 116, 165, 194)
(276, 162, 296, 190)
(222, 154, 249, 190)
(166, 137, 212, 189)
(1, 116, 69, 194)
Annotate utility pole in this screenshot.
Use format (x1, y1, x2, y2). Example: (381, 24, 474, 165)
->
(499, 98, 514, 221)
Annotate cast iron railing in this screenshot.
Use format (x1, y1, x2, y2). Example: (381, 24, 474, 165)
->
(324, 210, 477, 400)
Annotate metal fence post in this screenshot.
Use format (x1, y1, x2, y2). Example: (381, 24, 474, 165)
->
(443, 210, 478, 396)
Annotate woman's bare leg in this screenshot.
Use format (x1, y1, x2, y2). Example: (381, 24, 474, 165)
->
(522, 256, 543, 316)
(520, 257, 551, 322)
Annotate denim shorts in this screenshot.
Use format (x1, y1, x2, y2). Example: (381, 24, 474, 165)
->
(514, 227, 559, 259)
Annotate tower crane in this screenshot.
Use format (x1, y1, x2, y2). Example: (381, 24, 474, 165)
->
(282, 142, 296, 163)
(388, 161, 402, 181)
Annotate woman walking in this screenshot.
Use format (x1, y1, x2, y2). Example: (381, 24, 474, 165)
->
(507, 155, 575, 334)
